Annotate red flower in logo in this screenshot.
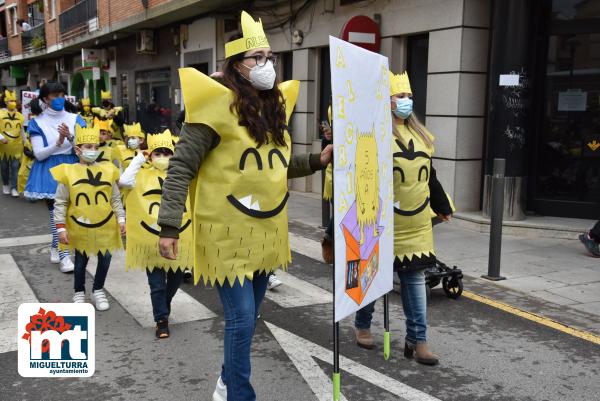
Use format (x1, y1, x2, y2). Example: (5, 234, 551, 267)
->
(22, 307, 72, 353)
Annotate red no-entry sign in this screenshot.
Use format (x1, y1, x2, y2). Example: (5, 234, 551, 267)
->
(341, 15, 381, 53)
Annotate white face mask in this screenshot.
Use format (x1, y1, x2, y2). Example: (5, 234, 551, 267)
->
(81, 150, 99, 163)
(127, 138, 140, 149)
(246, 60, 276, 91)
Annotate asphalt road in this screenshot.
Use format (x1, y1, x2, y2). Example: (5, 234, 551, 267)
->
(1, 195, 599, 401)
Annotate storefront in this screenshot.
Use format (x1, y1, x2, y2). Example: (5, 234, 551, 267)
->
(530, 0, 600, 219)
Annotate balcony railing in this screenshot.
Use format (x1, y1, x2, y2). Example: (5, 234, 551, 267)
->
(21, 24, 46, 54)
(0, 37, 10, 60)
(59, 0, 98, 42)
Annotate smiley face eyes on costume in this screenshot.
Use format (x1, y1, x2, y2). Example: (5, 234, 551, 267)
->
(239, 148, 288, 171)
(239, 148, 263, 170)
(418, 165, 429, 182)
(149, 202, 161, 216)
(76, 193, 91, 207)
(75, 191, 108, 206)
(394, 167, 405, 183)
(95, 191, 109, 205)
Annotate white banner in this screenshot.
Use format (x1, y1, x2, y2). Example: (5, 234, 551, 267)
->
(21, 91, 38, 126)
(329, 36, 394, 322)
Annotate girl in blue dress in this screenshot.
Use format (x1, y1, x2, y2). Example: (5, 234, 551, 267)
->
(24, 82, 87, 273)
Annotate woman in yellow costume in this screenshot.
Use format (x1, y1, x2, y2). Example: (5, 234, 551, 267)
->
(0, 90, 25, 197)
(353, 71, 452, 366)
(157, 11, 331, 401)
(51, 125, 125, 311)
(119, 129, 192, 339)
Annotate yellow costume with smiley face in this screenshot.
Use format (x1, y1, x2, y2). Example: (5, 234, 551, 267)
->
(179, 67, 299, 286)
(50, 126, 123, 255)
(93, 118, 117, 164)
(125, 130, 193, 272)
(0, 90, 25, 161)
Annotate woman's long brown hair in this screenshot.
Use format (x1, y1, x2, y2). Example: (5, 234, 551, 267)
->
(221, 35, 288, 148)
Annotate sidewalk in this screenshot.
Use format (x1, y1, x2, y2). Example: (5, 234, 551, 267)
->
(287, 191, 600, 320)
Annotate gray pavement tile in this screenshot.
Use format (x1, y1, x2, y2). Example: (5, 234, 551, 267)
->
(568, 301, 600, 316)
(529, 290, 580, 306)
(546, 282, 600, 303)
(543, 268, 600, 286)
(494, 276, 569, 293)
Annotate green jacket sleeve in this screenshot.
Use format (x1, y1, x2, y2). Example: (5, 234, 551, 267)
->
(288, 153, 324, 178)
(158, 123, 219, 238)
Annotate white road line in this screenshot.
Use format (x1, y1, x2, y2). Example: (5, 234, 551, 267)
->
(265, 270, 331, 308)
(0, 234, 52, 248)
(0, 254, 39, 353)
(265, 321, 442, 401)
(87, 252, 216, 327)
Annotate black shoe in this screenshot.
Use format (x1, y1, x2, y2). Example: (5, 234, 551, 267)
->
(155, 319, 169, 339)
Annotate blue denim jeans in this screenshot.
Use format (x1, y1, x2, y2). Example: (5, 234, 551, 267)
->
(74, 251, 111, 293)
(0, 158, 19, 189)
(216, 272, 269, 401)
(146, 268, 183, 322)
(354, 269, 428, 344)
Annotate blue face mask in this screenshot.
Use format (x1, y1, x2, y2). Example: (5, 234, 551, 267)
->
(50, 97, 65, 111)
(393, 97, 413, 119)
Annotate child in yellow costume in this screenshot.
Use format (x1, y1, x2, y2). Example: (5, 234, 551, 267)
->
(353, 71, 453, 366)
(119, 129, 192, 339)
(115, 122, 145, 171)
(17, 134, 34, 194)
(93, 117, 117, 164)
(0, 90, 25, 196)
(79, 98, 95, 127)
(51, 125, 125, 311)
(156, 11, 331, 401)
(92, 90, 124, 140)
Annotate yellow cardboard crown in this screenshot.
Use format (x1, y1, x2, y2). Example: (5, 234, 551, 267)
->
(147, 129, 174, 153)
(81, 98, 91, 107)
(123, 122, 144, 138)
(4, 90, 16, 102)
(101, 90, 112, 100)
(75, 125, 100, 145)
(93, 117, 113, 132)
(389, 71, 412, 96)
(224, 11, 270, 58)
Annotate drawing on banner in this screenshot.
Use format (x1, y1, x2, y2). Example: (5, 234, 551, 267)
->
(21, 91, 38, 126)
(330, 36, 393, 321)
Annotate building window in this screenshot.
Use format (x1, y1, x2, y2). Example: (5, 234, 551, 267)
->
(9, 7, 18, 36)
(50, 0, 56, 20)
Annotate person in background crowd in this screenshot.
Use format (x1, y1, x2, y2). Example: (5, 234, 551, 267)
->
(79, 98, 95, 127)
(16, 19, 32, 32)
(93, 90, 124, 141)
(352, 71, 452, 366)
(579, 224, 600, 257)
(24, 82, 87, 273)
(0, 90, 25, 197)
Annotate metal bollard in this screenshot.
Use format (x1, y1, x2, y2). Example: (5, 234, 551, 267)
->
(482, 158, 507, 281)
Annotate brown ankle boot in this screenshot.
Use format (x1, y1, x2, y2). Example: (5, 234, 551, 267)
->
(405, 342, 439, 365)
(321, 237, 333, 264)
(355, 328, 374, 349)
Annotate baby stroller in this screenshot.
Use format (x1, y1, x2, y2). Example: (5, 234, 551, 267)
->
(424, 260, 463, 299)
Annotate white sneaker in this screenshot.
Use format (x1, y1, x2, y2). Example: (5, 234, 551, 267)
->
(212, 376, 227, 401)
(11, 188, 19, 197)
(2, 185, 9, 195)
(91, 289, 110, 311)
(50, 247, 60, 264)
(267, 274, 283, 290)
(73, 291, 85, 303)
(59, 257, 74, 273)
